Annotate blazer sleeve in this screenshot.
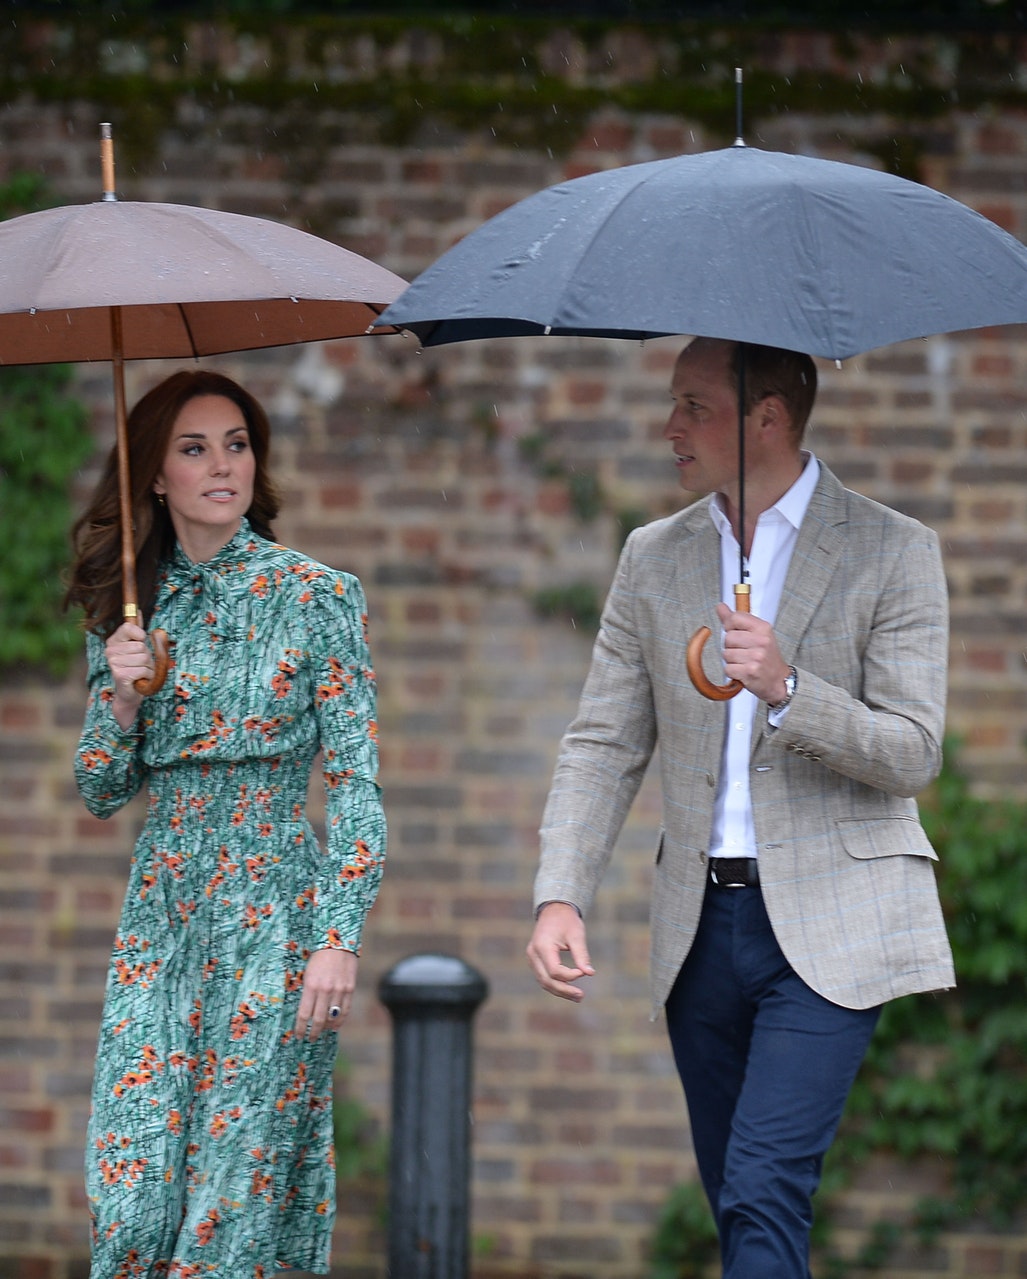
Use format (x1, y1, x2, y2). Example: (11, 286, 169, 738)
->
(768, 521, 948, 797)
(535, 531, 658, 916)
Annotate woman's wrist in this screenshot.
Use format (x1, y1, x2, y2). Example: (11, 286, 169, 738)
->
(111, 694, 142, 731)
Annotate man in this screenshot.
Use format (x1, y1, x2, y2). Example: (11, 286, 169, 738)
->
(526, 338, 954, 1279)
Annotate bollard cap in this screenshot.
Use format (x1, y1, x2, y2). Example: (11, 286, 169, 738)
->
(378, 952, 489, 1012)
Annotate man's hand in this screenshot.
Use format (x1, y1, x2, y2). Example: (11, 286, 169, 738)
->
(526, 902, 594, 1002)
(715, 603, 791, 705)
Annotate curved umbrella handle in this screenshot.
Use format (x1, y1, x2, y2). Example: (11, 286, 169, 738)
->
(133, 628, 170, 697)
(686, 584, 750, 701)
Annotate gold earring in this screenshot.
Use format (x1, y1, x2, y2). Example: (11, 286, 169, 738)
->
(156, 493, 166, 507)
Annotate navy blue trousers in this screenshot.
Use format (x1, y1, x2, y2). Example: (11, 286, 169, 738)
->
(665, 882, 880, 1279)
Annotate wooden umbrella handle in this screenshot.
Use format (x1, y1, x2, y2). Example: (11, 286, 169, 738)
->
(132, 627, 170, 697)
(686, 584, 750, 701)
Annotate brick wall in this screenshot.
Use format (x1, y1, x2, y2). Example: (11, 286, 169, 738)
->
(1, 18, 1026, 1279)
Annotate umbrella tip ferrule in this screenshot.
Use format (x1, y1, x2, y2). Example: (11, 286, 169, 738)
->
(99, 121, 118, 201)
(733, 66, 746, 148)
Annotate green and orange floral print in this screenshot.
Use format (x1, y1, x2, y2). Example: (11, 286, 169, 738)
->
(74, 520, 386, 1277)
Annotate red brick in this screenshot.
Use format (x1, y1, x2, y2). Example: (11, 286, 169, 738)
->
(0, 702, 42, 731)
(530, 1157, 623, 1186)
(0, 1108, 55, 1134)
(319, 483, 363, 510)
(566, 379, 607, 407)
(977, 201, 1017, 233)
(401, 528, 441, 555)
(964, 1244, 1008, 1273)
(396, 896, 435, 920)
(976, 123, 1022, 154)
(404, 600, 442, 624)
(966, 648, 1010, 673)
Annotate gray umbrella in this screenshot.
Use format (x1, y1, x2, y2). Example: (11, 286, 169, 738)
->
(378, 144, 1027, 356)
(379, 143, 1027, 698)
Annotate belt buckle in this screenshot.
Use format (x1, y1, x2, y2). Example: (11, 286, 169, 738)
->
(710, 859, 751, 888)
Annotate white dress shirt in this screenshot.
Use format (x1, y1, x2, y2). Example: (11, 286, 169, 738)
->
(707, 453, 820, 861)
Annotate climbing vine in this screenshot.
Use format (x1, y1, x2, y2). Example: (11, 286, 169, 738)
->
(5, 13, 1027, 181)
(0, 176, 94, 678)
(819, 744, 1027, 1268)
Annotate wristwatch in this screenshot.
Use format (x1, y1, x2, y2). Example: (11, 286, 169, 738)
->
(769, 665, 797, 714)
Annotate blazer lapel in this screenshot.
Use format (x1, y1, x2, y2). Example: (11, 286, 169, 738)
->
(674, 496, 723, 617)
(773, 465, 849, 664)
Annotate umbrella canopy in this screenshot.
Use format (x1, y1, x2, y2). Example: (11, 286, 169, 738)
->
(379, 141, 1027, 700)
(378, 144, 1027, 359)
(0, 200, 405, 363)
(0, 125, 407, 694)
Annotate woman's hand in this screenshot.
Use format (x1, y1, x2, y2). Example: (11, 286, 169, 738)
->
(294, 947, 358, 1041)
(104, 620, 154, 729)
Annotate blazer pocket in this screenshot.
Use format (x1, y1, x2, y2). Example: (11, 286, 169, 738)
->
(836, 815, 938, 862)
(654, 830, 665, 865)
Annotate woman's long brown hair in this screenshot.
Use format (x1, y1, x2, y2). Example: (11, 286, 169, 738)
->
(66, 370, 280, 636)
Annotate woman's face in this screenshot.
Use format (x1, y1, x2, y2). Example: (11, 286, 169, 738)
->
(152, 394, 256, 561)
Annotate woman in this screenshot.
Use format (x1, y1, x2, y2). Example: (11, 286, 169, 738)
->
(66, 370, 386, 1277)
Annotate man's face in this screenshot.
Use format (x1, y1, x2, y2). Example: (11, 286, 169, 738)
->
(663, 339, 746, 498)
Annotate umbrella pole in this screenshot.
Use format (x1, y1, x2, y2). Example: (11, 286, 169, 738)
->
(686, 343, 748, 701)
(101, 123, 168, 696)
(111, 303, 169, 696)
(111, 306, 136, 609)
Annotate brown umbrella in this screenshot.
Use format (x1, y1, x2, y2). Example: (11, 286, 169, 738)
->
(0, 125, 407, 693)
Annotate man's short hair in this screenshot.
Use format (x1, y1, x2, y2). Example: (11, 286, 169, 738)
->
(729, 342, 818, 437)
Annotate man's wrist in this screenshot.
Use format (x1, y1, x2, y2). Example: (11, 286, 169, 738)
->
(534, 899, 582, 920)
(768, 665, 797, 713)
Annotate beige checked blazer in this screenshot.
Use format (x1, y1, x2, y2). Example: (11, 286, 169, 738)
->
(535, 464, 955, 1016)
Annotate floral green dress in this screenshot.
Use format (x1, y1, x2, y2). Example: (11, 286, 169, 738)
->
(74, 520, 386, 1278)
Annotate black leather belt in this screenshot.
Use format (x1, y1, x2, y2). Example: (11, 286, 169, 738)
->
(708, 857, 760, 888)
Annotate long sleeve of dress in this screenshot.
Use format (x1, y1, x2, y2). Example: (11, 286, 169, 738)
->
(74, 630, 148, 818)
(307, 573, 386, 954)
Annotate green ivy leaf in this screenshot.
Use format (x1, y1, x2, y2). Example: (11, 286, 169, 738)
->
(0, 179, 94, 679)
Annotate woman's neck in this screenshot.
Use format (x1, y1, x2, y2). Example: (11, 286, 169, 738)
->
(173, 517, 242, 566)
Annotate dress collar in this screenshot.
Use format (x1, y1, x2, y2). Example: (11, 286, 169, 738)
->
(168, 517, 256, 579)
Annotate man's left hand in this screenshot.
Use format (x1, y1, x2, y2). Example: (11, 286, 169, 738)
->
(715, 603, 792, 705)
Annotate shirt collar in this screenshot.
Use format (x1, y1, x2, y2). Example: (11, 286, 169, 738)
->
(710, 452, 820, 537)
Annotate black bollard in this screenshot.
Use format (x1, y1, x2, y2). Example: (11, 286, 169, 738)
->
(378, 953, 489, 1279)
